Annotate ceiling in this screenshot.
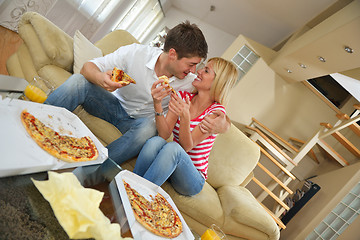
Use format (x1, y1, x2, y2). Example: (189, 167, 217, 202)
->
(166, 0, 339, 48)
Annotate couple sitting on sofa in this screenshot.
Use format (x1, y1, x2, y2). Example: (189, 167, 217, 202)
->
(45, 21, 238, 196)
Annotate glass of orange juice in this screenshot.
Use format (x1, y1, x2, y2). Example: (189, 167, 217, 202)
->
(24, 76, 55, 103)
(201, 224, 227, 240)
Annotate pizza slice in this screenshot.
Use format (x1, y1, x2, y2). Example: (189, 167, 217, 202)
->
(21, 110, 99, 163)
(159, 75, 176, 94)
(123, 180, 183, 238)
(111, 67, 136, 85)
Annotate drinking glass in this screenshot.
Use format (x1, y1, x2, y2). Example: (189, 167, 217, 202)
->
(24, 76, 55, 103)
(201, 224, 227, 240)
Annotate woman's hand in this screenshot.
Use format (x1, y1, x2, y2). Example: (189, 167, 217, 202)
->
(169, 94, 190, 119)
(151, 79, 171, 105)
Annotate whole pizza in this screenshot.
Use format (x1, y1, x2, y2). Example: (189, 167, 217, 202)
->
(123, 180, 183, 238)
(20, 110, 98, 162)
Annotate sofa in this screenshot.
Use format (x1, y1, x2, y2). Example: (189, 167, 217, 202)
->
(6, 12, 280, 240)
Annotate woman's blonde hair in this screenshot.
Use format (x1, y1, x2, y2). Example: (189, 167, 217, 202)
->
(208, 57, 238, 106)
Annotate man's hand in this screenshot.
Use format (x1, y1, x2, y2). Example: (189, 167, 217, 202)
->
(199, 109, 230, 134)
(100, 70, 124, 92)
(80, 62, 124, 92)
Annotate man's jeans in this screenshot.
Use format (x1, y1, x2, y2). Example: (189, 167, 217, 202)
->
(44, 74, 156, 165)
(133, 136, 205, 196)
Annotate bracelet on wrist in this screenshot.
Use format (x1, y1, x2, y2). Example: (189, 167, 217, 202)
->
(155, 110, 164, 116)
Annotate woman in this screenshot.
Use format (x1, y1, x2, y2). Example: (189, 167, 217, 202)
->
(133, 57, 238, 196)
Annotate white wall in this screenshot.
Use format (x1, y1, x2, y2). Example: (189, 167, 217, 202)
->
(144, 7, 236, 60)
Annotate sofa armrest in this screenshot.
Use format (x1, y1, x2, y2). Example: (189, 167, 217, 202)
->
(240, 172, 254, 187)
(218, 185, 280, 240)
(18, 12, 74, 72)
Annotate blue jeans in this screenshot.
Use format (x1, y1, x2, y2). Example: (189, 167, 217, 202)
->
(44, 74, 157, 164)
(133, 136, 205, 196)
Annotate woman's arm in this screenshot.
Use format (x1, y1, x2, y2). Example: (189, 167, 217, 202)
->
(170, 94, 214, 152)
(151, 79, 178, 139)
(179, 114, 215, 152)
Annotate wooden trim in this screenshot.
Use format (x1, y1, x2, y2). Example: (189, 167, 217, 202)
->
(252, 177, 290, 211)
(318, 139, 349, 166)
(246, 125, 298, 166)
(289, 137, 319, 164)
(336, 112, 360, 136)
(255, 141, 296, 180)
(257, 200, 286, 229)
(252, 118, 299, 153)
(332, 132, 360, 157)
(257, 162, 293, 194)
(321, 123, 360, 157)
(349, 124, 360, 137)
(302, 81, 342, 114)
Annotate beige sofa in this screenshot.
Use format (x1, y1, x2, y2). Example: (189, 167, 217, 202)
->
(6, 12, 280, 240)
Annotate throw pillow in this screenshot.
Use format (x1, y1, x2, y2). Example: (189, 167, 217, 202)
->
(73, 30, 103, 74)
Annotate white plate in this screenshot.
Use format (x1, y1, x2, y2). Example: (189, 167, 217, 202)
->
(0, 98, 108, 177)
(114, 170, 194, 240)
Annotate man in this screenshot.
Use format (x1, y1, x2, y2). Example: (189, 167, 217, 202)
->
(45, 21, 229, 165)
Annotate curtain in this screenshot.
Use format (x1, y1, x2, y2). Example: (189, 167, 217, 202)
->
(0, 0, 121, 39)
(0, 0, 164, 43)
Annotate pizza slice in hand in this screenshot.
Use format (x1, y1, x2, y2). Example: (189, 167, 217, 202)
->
(159, 75, 176, 94)
(111, 67, 136, 86)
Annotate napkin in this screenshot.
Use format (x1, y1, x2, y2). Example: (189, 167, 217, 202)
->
(32, 171, 132, 240)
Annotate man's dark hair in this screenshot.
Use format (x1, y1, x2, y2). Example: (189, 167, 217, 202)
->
(163, 21, 208, 60)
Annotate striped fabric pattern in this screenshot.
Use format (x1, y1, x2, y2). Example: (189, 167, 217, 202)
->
(172, 91, 225, 179)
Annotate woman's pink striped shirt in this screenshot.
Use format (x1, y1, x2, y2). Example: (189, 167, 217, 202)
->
(172, 91, 225, 179)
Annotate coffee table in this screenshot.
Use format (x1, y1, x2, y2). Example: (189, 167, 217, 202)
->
(0, 168, 133, 238)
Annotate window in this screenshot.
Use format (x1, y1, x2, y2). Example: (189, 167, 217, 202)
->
(306, 182, 360, 240)
(113, 0, 164, 43)
(307, 75, 351, 109)
(231, 45, 259, 83)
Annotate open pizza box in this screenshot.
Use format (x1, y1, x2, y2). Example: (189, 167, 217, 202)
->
(110, 170, 194, 240)
(0, 98, 108, 178)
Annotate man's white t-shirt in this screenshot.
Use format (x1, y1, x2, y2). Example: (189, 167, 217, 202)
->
(90, 43, 195, 118)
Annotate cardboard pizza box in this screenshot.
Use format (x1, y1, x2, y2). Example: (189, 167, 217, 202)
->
(111, 170, 194, 240)
(0, 98, 108, 177)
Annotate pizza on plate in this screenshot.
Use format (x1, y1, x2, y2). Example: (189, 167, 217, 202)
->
(123, 180, 183, 238)
(111, 67, 136, 85)
(20, 110, 99, 163)
(159, 75, 176, 94)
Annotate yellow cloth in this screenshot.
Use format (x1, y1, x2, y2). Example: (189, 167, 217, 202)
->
(32, 171, 132, 240)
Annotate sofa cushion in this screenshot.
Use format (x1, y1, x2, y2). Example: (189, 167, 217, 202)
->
(73, 30, 103, 74)
(95, 30, 139, 56)
(16, 44, 38, 82)
(207, 124, 260, 189)
(162, 182, 224, 228)
(38, 65, 72, 88)
(218, 185, 280, 240)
